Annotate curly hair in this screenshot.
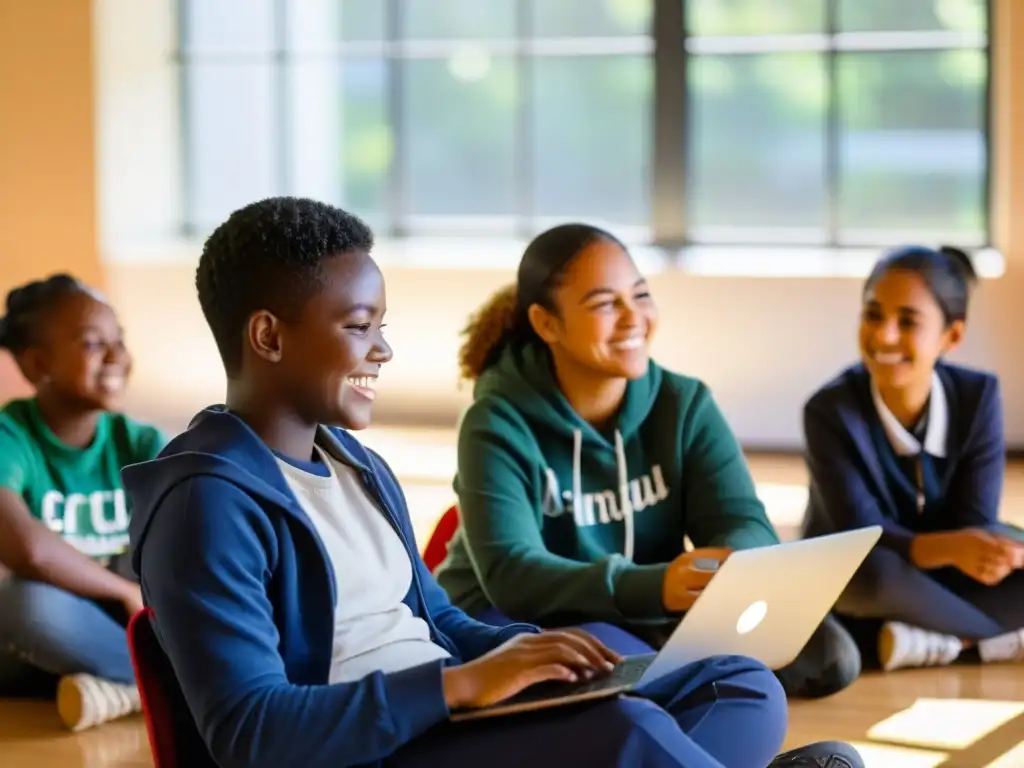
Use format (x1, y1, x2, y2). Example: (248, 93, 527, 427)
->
(458, 283, 519, 381)
(457, 223, 625, 381)
(195, 196, 374, 376)
(0, 273, 87, 355)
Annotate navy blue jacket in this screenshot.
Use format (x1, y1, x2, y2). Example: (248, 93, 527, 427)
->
(801, 362, 1004, 558)
(125, 407, 537, 768)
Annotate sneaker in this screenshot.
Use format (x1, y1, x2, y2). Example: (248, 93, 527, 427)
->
(774, 614, 861, 699)
(978, 629, 1024, 663)
(878, 621, 962, 672)
(56, 673, 141, 732)
(769, 740, 864, 767)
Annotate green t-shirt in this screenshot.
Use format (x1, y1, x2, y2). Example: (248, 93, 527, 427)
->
(0, 398, 167, 558)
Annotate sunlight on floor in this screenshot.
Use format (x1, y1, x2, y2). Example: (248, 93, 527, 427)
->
(846, 741, 948, 768)
(983, 740, 1024, 767)
(866, 698, 1024, 751)
(846, 696, 1024, 767)
(358, 427, 458, 483)
(753, 483, 808, 526)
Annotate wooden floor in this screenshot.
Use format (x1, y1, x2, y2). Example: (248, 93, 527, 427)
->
(2, 435, 1023, 767)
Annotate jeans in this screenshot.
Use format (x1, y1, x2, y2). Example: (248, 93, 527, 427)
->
(0, 577, 135, 696)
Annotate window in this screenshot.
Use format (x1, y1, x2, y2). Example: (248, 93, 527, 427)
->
(685, 0, 990, 246)
(178, 0, 990, 248)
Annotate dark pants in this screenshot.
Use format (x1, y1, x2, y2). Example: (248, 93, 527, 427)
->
(0, 555, 136, 696)
(477, 607, 860, 701)
(835, 545, 1024, 661)
(387, 651, 788, 768)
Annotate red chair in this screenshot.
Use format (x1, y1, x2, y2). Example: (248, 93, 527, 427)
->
(422, 504, 460, 573)
(127, 608, 217, 768)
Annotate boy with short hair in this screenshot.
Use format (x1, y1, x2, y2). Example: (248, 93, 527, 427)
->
(125, 197, 859, 768)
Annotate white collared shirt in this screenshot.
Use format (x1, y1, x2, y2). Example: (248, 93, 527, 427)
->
(871, 370, 949, 459)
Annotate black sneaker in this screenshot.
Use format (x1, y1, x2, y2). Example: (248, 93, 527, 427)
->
(768, 741, 864, 768)
(774, 615, 862, 699)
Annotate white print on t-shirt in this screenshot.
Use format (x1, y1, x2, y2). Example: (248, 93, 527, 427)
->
(40, 488, 129, 536)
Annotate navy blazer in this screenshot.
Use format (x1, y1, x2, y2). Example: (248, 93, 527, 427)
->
(800, 362, 1004, 558)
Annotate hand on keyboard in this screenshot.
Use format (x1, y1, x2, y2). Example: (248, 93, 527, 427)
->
(442, 628, 623, 710)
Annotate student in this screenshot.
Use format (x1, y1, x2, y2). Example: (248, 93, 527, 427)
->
(433, 223, 861, 702)
(802, 245, 1024, 672)
(125, 197, 860, 768)
(0, 274, 166, 730)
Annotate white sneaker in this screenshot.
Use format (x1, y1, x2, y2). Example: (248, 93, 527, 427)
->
(978, 629, 1024, 663)
(56, 673, 141, 732)
(878, 621, 963, 672)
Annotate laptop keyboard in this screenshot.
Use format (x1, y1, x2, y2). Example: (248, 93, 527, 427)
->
(505, 653, 657, 703)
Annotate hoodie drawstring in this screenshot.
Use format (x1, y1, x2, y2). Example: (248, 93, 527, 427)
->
(614, 430, 635, 562)
(572, 428, 635, 562)
(572, 429, 583, 535)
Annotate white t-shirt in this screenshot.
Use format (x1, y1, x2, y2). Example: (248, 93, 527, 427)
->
(276, 448, 451, 683)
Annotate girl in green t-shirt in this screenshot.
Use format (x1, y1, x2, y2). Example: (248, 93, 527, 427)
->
(0, 274, 167, 731)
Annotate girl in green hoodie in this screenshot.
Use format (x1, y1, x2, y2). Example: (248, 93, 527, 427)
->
(435, 223, 860, 701)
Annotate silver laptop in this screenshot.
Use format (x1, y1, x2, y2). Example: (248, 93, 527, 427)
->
(450, 525, 881, 722)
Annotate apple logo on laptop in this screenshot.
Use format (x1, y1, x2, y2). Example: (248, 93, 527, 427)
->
(736, 600, 768, 635)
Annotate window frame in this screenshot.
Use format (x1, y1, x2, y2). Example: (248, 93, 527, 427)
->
(175, 0, 993, 250)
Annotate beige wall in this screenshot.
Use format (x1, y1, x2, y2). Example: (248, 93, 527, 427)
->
(0, 0, 102, 399)
(2, 0, 1022, 449)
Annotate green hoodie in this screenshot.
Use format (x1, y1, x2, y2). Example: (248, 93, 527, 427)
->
(435, 343, 780, 625)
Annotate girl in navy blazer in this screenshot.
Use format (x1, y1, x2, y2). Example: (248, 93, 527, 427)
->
(802, 245, 1024, 672)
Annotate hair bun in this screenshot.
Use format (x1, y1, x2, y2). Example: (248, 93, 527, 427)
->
(4, 283, 33, 314)
(0, 273, 85, 355)
(939, 246, 978, 285)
